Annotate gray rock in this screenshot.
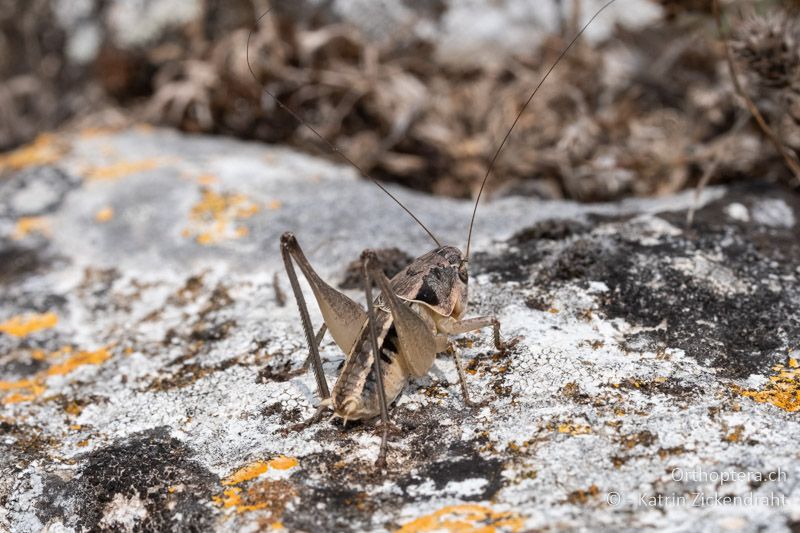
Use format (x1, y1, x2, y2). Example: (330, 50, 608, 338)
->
(0, 128, 798, 532)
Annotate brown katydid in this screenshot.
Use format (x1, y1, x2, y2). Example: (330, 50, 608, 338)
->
(249, 0, 618, 467)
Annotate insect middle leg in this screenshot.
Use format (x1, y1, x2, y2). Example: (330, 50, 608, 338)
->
(361, 249, 443, 466)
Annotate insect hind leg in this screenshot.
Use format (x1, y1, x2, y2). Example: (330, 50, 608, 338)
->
(281, 233, 366, 356)
(280, 233, 331, 401)
(362, 250, 392, 469)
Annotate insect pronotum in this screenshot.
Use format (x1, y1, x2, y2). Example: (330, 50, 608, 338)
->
(248, 0, 618, 467)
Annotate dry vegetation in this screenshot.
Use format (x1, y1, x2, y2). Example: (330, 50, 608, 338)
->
(1, 0, 799, 201)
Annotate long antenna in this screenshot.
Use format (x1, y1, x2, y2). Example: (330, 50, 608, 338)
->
(465, 0, 618, 259)
(247, 6, 442, 247)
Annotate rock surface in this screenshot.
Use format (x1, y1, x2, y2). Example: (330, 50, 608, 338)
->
(0, 127, 799, 532)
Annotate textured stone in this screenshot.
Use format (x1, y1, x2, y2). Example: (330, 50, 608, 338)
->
(0, 128, 798, 532)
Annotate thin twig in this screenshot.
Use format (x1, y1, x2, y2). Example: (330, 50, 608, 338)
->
(686, 156, 722, 230)
(686, 112, 750, 229)
(713, 0, 800, 185)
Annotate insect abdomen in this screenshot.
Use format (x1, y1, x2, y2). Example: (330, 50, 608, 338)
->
(331, 309, 409, 420)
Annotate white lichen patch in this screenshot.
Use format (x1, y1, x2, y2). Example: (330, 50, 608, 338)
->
(99, 493, 148, 531)
(671, 254, 750, 295)
(751, 198, 796, 228)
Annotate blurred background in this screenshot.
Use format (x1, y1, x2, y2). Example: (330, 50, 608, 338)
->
(1, 0, 798, 202)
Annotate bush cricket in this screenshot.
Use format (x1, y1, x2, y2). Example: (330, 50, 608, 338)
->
(249, 0, 618, 467)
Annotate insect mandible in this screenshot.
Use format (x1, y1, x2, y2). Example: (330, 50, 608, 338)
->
(248, 0, 619, 467)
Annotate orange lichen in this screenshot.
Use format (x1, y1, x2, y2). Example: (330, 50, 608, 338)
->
(47, 348, 110, 376)
(222, 457, 299, 486)
(84, 159, 159, 181)
(0, 133, 65, 170)
(268, 456, 299, 470)
(224, 462, 270, 486)
(183, 188, 260, 245)
(566, 485, 600, 505)
(735, 357, 800, 412)
(724, 425, 744, 443)
(214, 458, 298, 516)
(0, 347, 111, 404)
(396, 504, 523, 533)
(267, 199, 282, 210)
(0, 313, 58, 337)
(95, 207, 114, 223)
(64, 402, 82, 416)
(557, 423, 592, 435)
(237, 204, 260, 219)
(0, 379, 46, 404)
(214, 481, 297, 515)
(214, 487, 248, 509)
(12, 216, 51, 240)
(197, 174, 218, 186)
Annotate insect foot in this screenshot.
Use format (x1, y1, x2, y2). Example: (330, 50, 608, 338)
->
(360, 249, 381, 271)
(280, 231, 297, 248)
(282, 402, 329, 435)
(497, 334, 522, 355)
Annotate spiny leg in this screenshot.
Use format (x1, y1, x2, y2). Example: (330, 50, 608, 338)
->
(281, 232, 366, 355)
(362, 251, 391, 468)
(299, 324, 328, 372)
(281, 234, 330, 401)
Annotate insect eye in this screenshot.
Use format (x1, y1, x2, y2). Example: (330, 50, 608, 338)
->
(458, 264, 469, 283)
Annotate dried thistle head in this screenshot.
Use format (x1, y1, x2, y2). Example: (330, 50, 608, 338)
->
(731, 8, 800, 91)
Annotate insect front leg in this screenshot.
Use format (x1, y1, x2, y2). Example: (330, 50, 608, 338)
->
(433, 317, 519, 408)
(430, 333, 481, 408)
(449, 341, 483, 408)
(437, 316, 519, 353)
